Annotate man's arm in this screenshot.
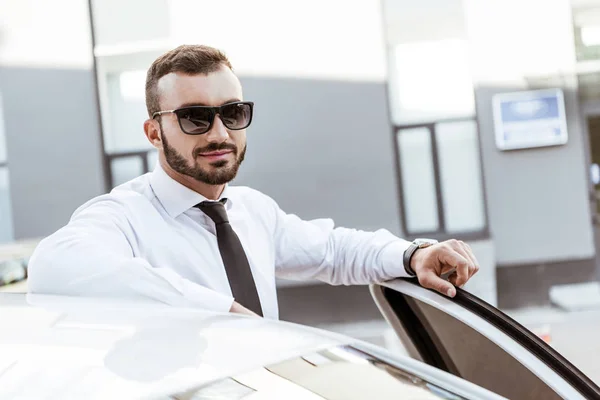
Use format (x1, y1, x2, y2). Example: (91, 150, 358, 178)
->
(269, 198, 479, 296)
(27, 200, 235, 313)
(269, 199, 413, 285)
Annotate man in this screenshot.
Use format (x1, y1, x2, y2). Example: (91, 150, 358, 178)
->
(28, 45, 479, 319)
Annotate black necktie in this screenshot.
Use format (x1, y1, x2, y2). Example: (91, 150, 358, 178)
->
(196, 199, 263, 316)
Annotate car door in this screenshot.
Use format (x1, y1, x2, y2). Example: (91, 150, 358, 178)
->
(370, 279, 600, 400)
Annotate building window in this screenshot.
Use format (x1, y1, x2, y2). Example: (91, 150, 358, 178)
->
(396, 127, 440, 233)
(394, 119, 488, 240)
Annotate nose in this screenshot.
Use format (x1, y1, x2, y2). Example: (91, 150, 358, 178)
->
(205, 114, 229, 142)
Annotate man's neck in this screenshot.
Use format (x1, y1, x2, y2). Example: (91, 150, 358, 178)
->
(159, 159, 225, 200)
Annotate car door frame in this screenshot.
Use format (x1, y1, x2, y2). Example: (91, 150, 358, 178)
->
(371, 278, 600, 400)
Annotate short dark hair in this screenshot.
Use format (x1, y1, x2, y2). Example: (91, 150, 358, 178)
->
(145, 45, 233, 117)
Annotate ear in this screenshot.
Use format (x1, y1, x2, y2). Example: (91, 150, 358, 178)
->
(144, 119, 163, 150)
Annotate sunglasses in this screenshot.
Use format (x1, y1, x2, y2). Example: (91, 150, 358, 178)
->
(152, 101, 254, 135)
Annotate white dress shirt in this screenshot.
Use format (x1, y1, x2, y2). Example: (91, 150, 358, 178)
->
(28, 165, 412, 319)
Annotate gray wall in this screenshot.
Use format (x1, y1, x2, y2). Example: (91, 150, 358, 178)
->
(235, 76, 403, 235)
(0, 67, 106, 239)
(475, 85, 595, 265)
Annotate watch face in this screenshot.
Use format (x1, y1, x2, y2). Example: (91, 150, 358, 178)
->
(414, 238, 438, 248)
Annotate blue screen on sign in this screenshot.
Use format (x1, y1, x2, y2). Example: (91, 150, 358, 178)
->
(500, 96, 560, 123)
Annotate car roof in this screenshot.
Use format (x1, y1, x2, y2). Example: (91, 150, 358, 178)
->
(0, 293, 351, 399)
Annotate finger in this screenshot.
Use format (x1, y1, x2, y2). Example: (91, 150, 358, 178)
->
(448, 272, 459, 287)
(451, 244, 476, 286)
(438, 246, 470, 288)
(461, 242, 480, 278)
(419, 269, 456, 298)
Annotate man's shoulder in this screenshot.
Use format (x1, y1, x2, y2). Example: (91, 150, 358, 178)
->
(111, 173, 153, 197)
(227, 186, 282, 217)
(73, 174, 154, 216)
(228, 186, 280, 230)
(227, 185, 277, 206)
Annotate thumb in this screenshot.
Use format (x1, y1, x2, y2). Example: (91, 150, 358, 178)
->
(419, 269, 456, 298)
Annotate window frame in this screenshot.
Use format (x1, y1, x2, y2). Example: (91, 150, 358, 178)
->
(106, 151, 154, 188)
(392, 116, 490, 241)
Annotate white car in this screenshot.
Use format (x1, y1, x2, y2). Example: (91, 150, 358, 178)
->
(0, 279, 598, 400)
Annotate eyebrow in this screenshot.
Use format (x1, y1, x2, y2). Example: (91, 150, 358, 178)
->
(176, 98, 242, 108)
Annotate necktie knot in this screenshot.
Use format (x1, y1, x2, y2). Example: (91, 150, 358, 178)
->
(196, 199, 229, 225)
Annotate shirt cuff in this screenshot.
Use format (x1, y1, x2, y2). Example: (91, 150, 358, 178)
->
(380, 239, 414, 279)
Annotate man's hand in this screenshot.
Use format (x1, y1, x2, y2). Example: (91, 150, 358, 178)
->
(229, 301, 260, 317)
(410, 239, 480, 298)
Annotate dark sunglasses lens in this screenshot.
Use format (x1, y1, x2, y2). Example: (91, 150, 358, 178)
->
(176, 108, 213, 134)
(220, 103, 252, 130)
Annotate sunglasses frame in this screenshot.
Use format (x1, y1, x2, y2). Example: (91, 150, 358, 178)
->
(152, 101, 254, 135)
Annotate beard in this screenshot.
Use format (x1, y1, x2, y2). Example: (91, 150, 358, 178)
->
(160, 127, 246, 186)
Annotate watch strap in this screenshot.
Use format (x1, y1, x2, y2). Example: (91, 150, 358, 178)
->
(403, 243, 419, 277)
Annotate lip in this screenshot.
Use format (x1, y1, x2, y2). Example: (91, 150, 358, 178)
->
(198, 150, 233, 160)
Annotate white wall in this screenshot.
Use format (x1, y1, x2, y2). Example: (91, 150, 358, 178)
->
(91, 0, 387, 82)
(0, 0, 92, 69)
(384, 0, 466, 45)
(383, 0, 475, 125)
(464, 0, 578, 86)
(91, 0, 170, 48)
(168, 0, 387, 82)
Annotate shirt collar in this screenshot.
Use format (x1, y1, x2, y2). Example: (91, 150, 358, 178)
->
(150, 164, 233, 218)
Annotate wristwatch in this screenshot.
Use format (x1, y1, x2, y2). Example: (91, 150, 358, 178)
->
(403, 238, 439, 277)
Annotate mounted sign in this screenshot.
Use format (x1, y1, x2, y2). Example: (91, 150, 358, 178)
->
(492, 88, 568, 151)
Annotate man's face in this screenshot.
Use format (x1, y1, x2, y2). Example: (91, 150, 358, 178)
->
(154, 66, 247, 185)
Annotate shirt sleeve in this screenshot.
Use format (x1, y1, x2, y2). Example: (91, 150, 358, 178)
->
(27, 199, 234, 313)
(269, 198, 413, 285)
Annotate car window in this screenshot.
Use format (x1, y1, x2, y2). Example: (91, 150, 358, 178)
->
(379, 284, 600, 400)
(405, 294, 561, 399)
(171, 345, 470, 400)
